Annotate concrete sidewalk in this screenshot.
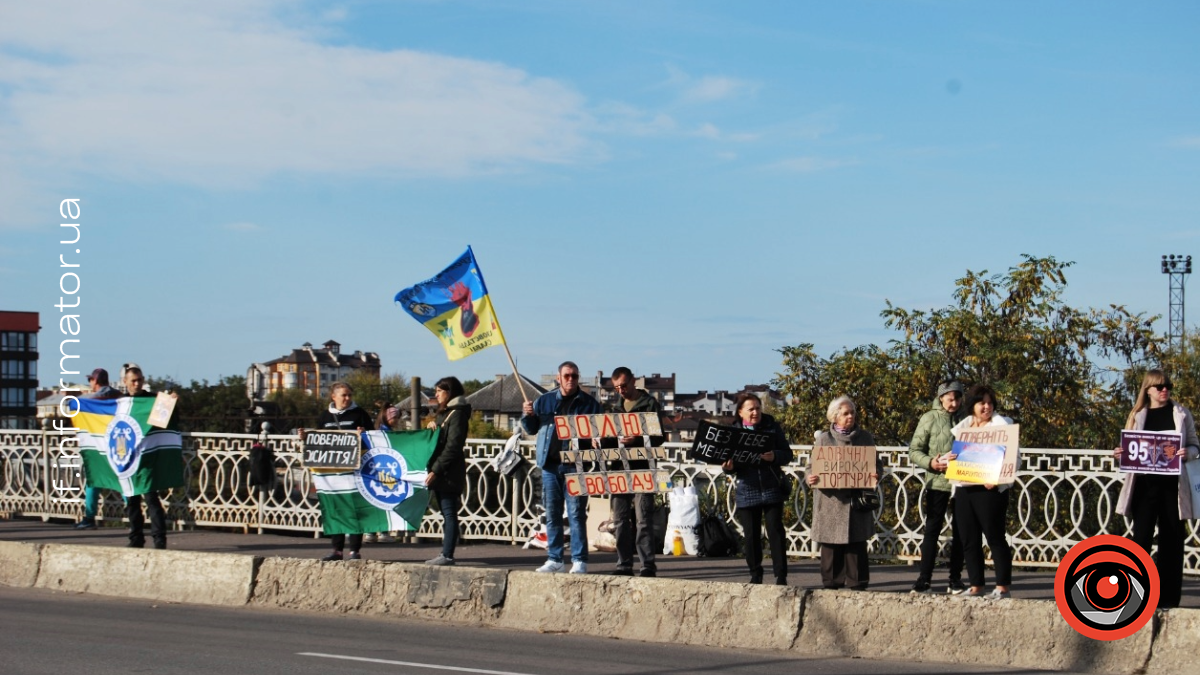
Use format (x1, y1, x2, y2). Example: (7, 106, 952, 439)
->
(10, 515, 1194, 606)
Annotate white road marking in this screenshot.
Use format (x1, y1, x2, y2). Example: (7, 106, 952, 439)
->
(297, 652, 541, 675)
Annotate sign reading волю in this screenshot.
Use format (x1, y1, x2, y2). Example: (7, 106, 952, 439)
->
(552, 413, 663, 440)
(302, 430, 361, 469)
(809, 445, 878, 488)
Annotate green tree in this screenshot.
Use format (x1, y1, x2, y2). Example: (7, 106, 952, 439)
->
(467, 411, 511, 439)
(775, 256, 1162, 449)
(342, 370, 411, 419)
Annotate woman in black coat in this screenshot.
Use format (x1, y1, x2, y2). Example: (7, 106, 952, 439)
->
(425, 376, 471, 565)
(721, 392, 794, 585)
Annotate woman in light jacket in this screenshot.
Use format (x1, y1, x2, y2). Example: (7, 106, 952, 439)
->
(1114, 369, 1200, 608)
(806, 395, 880, 590)
(952, 384, 1014, 599)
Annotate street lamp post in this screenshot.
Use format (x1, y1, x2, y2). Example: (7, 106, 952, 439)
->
(1161, 254, 1192, 349)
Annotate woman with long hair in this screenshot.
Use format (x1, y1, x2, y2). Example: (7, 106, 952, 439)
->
(1115, 369, 1200, 608)
(424, 376, 471, 565)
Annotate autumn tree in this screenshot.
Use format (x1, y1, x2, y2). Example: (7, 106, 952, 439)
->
(775, 256, 1161, 449)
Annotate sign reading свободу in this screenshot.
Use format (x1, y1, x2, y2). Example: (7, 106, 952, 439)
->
(553, 413, 672, 496)
(303, 430, 362, 469)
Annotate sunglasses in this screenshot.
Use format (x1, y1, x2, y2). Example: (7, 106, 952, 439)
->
(1150, 383, 1172, 392)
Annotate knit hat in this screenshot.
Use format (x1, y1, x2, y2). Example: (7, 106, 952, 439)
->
(936, 381, 964, 398)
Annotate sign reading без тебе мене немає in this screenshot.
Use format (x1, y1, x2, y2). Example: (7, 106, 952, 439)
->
(302, 430, 361, 469)
(553, 413, 672, 496)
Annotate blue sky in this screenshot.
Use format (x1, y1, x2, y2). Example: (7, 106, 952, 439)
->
(3, 1, 1198, 394)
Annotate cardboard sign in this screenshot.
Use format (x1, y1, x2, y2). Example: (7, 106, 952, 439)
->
(561, 447, 669, 464)
(809, 445, 878, 489)
(688, 420, 777, 465)
(947, 423, 1020, 485)
(552, 413, 663, 440)
(147, 392, 177, 428)
(565, 470, 672, 496)
(302, 430, 362, 469)
(1119, 429, 1183, 475)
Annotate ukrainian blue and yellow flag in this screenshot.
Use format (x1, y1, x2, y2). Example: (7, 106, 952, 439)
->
(70, 397, 185, 497)
(394, 246, 507, 360)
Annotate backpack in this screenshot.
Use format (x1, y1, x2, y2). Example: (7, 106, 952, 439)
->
(697, 513, 739, 558)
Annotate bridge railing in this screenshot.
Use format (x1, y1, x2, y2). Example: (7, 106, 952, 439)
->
(1, 430, 1195, 571)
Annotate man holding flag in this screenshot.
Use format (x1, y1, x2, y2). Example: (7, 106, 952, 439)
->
(71, 365, 184, 549)
(522, 361, 602, 574)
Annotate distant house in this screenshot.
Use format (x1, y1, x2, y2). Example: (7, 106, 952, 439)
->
(246, 340, 381, 400)
(676, 390, 737, 417)
(467, 373, 547, 433)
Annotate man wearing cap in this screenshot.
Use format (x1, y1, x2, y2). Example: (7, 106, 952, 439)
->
(73, 368, 121, 530)
(908, 380, 967, 594)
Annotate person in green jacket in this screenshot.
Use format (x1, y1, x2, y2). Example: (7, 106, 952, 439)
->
(909, 381, 967, 594)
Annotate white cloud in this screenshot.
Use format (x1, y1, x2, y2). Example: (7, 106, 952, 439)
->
(0, 1, 598, 206)
(662, 65, 759, 104)
(1168, 136, 1200, 149)
(767, 156, 859, 173)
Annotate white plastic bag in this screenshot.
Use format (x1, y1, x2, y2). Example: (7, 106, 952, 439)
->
(662, 485, 701, 555)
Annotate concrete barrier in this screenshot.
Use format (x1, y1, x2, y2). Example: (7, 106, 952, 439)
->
(1146, 608, 1200, 675)
(6, 541, 1200, 673)
(794, 590, 1153, 674)
(0, 540, 41, 587)
(34, 544, 259, 607)
(497, 571, 803, 651)
(250, 558, 507, 624)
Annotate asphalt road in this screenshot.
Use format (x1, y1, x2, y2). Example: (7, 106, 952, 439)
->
(0, 586, 1040, 675)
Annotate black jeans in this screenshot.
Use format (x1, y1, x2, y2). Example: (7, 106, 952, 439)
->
(1129, 474, 1185, 608)
(737, 502, 787, 582)
(917, 489, 964, 583)
(956, 486, 1012, 587)
(611, 492, 656, 572)
(126, 492, 166, 548)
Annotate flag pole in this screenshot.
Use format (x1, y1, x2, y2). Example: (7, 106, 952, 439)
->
(501, 343, 530, 404)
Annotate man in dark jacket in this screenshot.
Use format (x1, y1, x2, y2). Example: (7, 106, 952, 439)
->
(74, 368, 121, 530)
(606, 367, 664, 577)
(521, 361, 601, 574)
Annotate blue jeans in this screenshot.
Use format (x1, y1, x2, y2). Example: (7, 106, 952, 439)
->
(83, 486, 99, 520)
(439, 495, 459, 559)
(541, 464, 588, 563)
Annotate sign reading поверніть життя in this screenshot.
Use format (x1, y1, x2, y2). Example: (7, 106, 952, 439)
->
(302, 430, 362, 469)
(553, 413, 672, 496)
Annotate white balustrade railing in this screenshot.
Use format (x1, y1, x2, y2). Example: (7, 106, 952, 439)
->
(1, 431, 1196, 572)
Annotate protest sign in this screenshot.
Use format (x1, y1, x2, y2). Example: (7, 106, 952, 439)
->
(946, 423, 1020, 486)
(810, 445, 878, 488)
(688, 420, 777, 465)
(565, 469, 673, 497)
(1119, 429, 1183, 475)
(302, 430, 362, 469)
(147, 392, 176, 429)
(552, 412, 663, 440)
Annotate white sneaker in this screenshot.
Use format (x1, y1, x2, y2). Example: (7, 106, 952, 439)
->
(363, 533, 378, 543)
(569, 561, 588, 575)
(535, 560, 566, 573)
(377, 534, 396, 543)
